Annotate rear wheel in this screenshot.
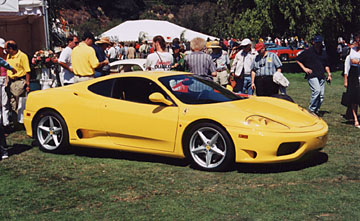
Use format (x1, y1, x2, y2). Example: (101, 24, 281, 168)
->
(184, 122, 234, 171)
(34, 111, 69, 153)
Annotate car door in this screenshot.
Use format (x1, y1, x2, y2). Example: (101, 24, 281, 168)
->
(102, 77, 179, 152)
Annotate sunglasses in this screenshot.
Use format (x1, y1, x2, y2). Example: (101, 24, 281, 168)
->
(74, 41, 79, 45)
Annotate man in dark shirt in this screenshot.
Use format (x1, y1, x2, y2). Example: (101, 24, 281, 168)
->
(92, 37, 110, 77)
(296, 35, 332, 115)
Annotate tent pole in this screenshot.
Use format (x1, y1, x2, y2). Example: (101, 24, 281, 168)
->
(42, 0, 50, 49)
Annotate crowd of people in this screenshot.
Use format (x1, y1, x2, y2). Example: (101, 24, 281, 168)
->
(1, 29, 359, 159)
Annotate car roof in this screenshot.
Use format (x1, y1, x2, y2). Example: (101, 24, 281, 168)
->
(109, 59, 146, 66)
(86, 71, 192, 84)
(113, 71, 189, 78)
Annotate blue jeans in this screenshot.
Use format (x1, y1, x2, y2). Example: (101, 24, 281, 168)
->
(242, 75, 253, 95)
(94, 71, 102, 78)
(308, 77, 325, 112)
(279, 86, 287, 94)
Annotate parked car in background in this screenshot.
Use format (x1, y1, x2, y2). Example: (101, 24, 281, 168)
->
(265, 43, 305, 61)
(110, 59, 146, 73)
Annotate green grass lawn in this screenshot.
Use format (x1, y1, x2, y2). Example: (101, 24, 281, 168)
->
(1, 71, 359, 220)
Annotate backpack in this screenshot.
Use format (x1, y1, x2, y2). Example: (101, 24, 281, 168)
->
(341, 44, 350, 59)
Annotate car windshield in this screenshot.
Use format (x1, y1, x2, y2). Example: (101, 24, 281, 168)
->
(159, 74, 244, 104)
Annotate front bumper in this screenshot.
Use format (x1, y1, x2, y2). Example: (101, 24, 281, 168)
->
(23, 110, 35, 138)
(227, 120, 328, 163)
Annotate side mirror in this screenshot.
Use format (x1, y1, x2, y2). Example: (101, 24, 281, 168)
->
(149, 92, 173, 106)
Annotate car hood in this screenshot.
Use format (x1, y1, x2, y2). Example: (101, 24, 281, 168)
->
(193, 96, 319, 129)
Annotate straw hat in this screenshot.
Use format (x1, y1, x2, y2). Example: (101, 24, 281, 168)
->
(207, 41, 222, 49)
(95, 37, 111, 45)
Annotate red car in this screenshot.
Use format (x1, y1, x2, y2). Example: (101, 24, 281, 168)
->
(265, 43, 304, 61)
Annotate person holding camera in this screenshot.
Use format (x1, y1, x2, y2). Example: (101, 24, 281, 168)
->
(4, 40, 29, 124)
(296, 35, 332, 116)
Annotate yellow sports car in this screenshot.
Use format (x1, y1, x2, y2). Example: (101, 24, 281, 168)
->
(23, 72, 328, 171)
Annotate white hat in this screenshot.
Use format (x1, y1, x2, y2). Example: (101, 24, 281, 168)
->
(240, 38, 252, 46)
(0, 38, 5, 48)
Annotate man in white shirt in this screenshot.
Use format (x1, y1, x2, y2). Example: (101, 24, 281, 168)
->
(146, 36, 173, 71)
(139, 41, 149, 58)
(230, 38, 256, 94)
(58, 35, 79, 86)
(108, 43, 117, 62)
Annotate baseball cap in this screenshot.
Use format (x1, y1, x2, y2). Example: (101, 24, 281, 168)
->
(172, 44, 180, 50)
(255, 42, 265, 51)
(240, 38, 252, 46)
(0, 38, 5, 48)
(313, 35, 323, 43)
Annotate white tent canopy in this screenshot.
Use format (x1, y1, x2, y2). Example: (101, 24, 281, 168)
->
(0, 0, 49, 55)
(101, 19, 218, 42)
(0, 0, 43, 16)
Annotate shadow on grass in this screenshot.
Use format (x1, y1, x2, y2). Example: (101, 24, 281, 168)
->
(7, 144, 33, 157)
(318, 110, 330, 117)
(70, 146, 189, 168)
(30, 143, 327, 173)
(235, 151, 328, 173)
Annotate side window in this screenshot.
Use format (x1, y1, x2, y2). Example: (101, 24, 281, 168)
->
(132, 65, 143, 71)
(110, 65, 119, 73)
(88, 79, 116, 97)
(112, 77, 168, 105)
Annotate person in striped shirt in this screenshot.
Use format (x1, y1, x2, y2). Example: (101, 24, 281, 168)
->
(184, 37, 217, 80)
(251, 42, 282, 96)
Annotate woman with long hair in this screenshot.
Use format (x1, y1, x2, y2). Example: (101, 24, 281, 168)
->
(345, 33, 360, 127)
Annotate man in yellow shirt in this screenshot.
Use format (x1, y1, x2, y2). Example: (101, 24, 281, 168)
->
(71, 31, 108, 83)
(5, 40, 30, 124)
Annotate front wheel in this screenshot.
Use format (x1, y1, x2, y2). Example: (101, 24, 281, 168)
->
(34, 111, 69, 153)
(184, 123, 234, 171)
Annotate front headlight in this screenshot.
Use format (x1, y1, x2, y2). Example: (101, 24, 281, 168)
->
(246, 115, 290, 130)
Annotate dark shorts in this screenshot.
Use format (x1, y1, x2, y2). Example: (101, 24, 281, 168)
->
(255, 75, 279, 96)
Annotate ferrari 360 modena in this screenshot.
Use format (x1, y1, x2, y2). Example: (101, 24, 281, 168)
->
(23, 72, 328, 171)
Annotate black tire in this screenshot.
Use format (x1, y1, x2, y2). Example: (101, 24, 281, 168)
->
(34, 111, 69, 153)
(183, 122, 235, 171)
(279, 54, 289, 62)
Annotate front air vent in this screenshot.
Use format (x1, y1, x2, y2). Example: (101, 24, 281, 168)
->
(277, 142, 301, 156)
(76, 129, 83, 139)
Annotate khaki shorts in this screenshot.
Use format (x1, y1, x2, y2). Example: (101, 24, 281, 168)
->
(74, 75, 94, 83)
(10, 78, 26, 97)
(213, 70, 229, 86)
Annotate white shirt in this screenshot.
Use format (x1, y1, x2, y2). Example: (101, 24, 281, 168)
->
(108, 47, 117, 59)
(58, 46, 74, 84)
(145, 52, 173, 71)
(212, 50, 230, 71)
(231, 49, 257, 76)
(349, 47, 360, 67)
(344, 55, 350, 75)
